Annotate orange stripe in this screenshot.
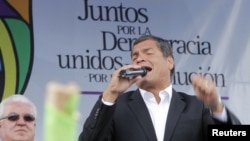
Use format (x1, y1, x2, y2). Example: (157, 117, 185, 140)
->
(7, 0, 30, 23)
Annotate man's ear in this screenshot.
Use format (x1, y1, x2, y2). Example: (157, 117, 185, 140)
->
(167, 56, 174, 70)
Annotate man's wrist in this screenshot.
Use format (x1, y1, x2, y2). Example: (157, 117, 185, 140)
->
(210, 96, 223, 112)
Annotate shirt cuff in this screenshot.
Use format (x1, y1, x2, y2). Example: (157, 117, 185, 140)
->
(102, 98, 115, 106)
(212, 106, 228, 122)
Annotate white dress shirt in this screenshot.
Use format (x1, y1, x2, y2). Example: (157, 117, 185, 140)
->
(139, 85, 172, 141)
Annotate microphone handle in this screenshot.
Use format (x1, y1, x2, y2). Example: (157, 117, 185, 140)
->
(119, 68, 147, 78)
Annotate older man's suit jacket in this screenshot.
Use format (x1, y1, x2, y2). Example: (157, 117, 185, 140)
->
(78, 89, 241, 141)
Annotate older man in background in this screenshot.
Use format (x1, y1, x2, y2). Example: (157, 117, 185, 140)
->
(0, 94, 37, 141)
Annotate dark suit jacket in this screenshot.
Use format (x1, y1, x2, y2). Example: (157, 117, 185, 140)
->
(79, 89, 241, 141)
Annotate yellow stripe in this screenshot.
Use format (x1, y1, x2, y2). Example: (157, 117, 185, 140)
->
(0, 20, 17, 99)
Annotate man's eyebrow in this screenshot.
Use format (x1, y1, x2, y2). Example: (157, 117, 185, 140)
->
(132, 47, 153, 55)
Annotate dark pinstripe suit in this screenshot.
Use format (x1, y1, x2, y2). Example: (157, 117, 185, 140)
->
(79, 89, 240, 141)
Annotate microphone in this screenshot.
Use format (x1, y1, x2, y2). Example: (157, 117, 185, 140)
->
(119, 67, 147, 78)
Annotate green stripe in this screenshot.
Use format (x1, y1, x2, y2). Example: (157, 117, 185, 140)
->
(5, 18, 31, 93)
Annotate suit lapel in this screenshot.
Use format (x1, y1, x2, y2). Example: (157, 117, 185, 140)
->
(128, 89, 158, 141)
(164, 89, 185, 141)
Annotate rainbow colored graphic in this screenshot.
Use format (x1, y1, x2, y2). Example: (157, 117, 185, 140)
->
(0, 0, 33, 101)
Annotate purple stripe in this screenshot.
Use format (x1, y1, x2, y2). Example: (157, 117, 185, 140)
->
(81, 91, 102, 95)
(81, 91, 230, 100)
(221, 96, 229, 100)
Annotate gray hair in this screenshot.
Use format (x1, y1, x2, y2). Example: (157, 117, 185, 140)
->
(0, 94, 37, 118)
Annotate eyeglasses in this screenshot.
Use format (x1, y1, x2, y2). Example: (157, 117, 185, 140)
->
(0, 113, 35, 122)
